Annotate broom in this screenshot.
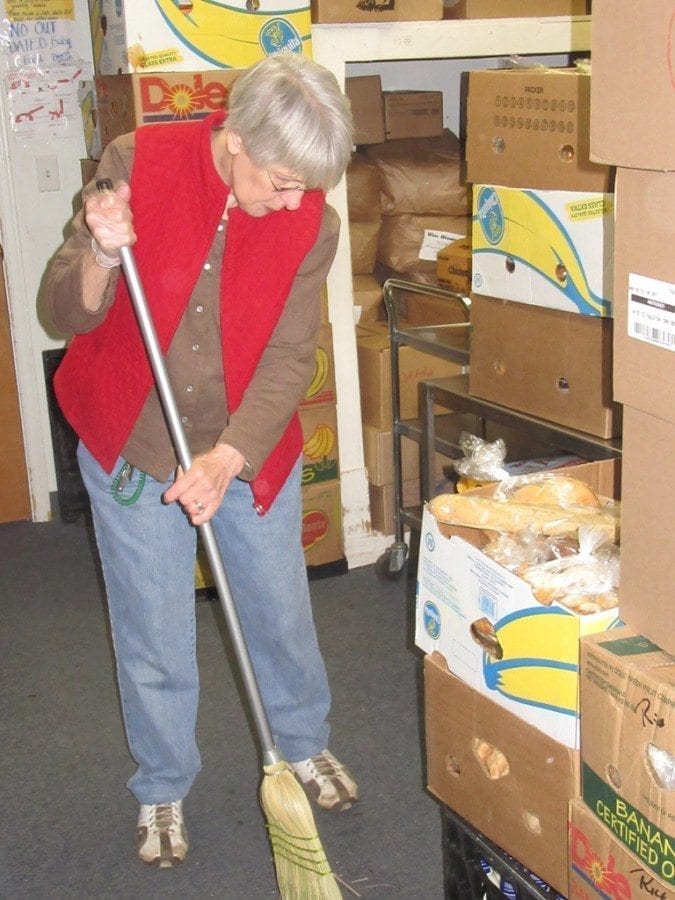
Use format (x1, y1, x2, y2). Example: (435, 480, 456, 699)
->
(96, 181, 342, 898)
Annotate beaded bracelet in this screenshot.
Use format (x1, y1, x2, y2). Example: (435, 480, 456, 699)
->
(90, 236, 121, 269)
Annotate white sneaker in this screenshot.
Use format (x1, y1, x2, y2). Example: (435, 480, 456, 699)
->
(136, 801, 188, 868)
(291, 749, 358, 812)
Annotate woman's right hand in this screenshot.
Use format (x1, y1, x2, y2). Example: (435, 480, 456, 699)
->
(85, 180, 136, 262)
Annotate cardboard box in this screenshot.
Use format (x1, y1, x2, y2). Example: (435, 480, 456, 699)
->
(363, 426, 448, 487)
(345, 76, 385, 146)
(469, 295, 622, 439)
(95, 71, 239, 150)
(352, 275, 383, 324)
(312, 0, 443, 23)
(368, 478, 421, 535)
(436, 238, 472, 295)
(444, 0, 588, 17)
(383, 91, 443, 141)
(590, 0, 675, 172)
(612, 167, 675, 424)
(425, 652, 579, 896)
(301, 323, 335, 408)
(95, 0, 311, 74)
(415, 459, 621, 747)
(472, 185, 614, 317)
(299, 403, 339, 487)
(569, 799, 675, 900)
(618, 407, 675, 656)
(579, 627, 675, 888)
(466, 68, 612, 193)
(356, 321, 464, 428)
(301, 480, 343, 567)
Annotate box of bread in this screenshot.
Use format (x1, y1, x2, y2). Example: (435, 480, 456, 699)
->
(415, 459, 621, 748)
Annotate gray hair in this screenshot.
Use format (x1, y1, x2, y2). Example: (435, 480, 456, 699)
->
(226, 54, 354, 190)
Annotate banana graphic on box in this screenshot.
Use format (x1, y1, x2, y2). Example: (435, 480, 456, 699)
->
(473, 186, 612, 317)
(303, 424, 335, 462)
(472, 606, 619, 716)
(305, 347, 329, 401)
(153, 0, 311, 70)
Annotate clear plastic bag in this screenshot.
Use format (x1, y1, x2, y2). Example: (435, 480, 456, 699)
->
(516, 526, 620, 614)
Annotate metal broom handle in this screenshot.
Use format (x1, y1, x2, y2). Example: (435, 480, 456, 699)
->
(96, 179, 280, 765)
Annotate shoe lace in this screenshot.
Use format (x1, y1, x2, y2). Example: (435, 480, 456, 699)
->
(310, 753, 338, 780)
(153, 803, 179, 830)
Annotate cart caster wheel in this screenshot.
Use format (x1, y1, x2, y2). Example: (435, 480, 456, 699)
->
(375, 545, 407, 581)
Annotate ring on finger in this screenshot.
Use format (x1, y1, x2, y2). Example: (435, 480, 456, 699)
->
(194, 500, 205, 513)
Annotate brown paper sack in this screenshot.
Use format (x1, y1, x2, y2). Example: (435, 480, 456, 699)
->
(366, 131, 470, 217)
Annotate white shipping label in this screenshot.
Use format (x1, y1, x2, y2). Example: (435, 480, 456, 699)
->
(627, 273, 675, 352)
(418, 229, 465, 261)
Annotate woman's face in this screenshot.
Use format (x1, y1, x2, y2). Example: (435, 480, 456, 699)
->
(214, 129, 308, 218)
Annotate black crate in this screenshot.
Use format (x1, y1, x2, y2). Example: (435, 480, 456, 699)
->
(442, 805, 567, 900)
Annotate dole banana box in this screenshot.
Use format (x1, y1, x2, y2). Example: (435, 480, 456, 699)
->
(471, 185, 614, 316)
(415, 460, 621, 749)
(299, 403, 339, 487)
(301, 480, 343, 568)
(579, 627, 675, 888)
(568, 799, 675, 900)
(95, 70, 240, 149)
(95, 0, 311, 75)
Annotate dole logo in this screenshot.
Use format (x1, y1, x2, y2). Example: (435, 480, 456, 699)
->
(140, 73, 231, 117)
(302, 510, 328, 550)
(569, 822, 631, 900)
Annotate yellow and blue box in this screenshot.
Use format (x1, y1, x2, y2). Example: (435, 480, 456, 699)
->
(471, 184, 614, 317)
(95, 0, 311, 74)
(415, 461, 621, 748)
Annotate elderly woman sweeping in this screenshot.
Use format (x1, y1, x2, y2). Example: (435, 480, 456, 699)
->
(44, 53, 357, 873)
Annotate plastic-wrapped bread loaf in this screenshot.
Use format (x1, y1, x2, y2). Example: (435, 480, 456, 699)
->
(427, 492, 619, 541)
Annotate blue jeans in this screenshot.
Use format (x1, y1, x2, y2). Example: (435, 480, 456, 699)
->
(77, 443, 331, 804)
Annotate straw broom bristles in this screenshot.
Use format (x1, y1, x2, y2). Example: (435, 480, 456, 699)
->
(261, 760, 342, 899)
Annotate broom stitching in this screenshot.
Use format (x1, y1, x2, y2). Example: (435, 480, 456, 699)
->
(266, 830, 333, 868)
(267, 844, 334, 877)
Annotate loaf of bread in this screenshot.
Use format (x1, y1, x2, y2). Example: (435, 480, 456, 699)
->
(427, 492, 619, 540)
(508, 475, 601, 509)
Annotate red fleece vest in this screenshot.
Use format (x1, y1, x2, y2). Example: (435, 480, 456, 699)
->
(55, 111, 325, 514)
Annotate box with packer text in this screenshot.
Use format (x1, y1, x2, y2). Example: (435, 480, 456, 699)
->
(466, 67, 612, 193)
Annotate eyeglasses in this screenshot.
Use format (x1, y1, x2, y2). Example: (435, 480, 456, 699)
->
(266, 169, 309, 194)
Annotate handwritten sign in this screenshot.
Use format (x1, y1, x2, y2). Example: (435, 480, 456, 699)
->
(6, 0, 74, 20)
(1, 18, 83, 68)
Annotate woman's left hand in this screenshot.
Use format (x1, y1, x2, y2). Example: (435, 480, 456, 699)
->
(163, 443, 247, 524)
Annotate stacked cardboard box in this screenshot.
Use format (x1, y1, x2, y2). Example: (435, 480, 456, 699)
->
(577, 627, 674, 897)
(465, 65, 621, 440)
(417, 64, 628, 897)
(298, 322, 345, 569)
(356, 304, 466, 535)
(93, 0, 311, 74)
(418, 459, 621, 896)
(86, 1, 311, 153)
(567, 13, 675, 892)
(589, 0, 675, 658)
(312, 0, 443, 23)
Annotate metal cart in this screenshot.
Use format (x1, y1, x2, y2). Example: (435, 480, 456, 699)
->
(375, 278, 471, 580)
(375, 280, 623, 580)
